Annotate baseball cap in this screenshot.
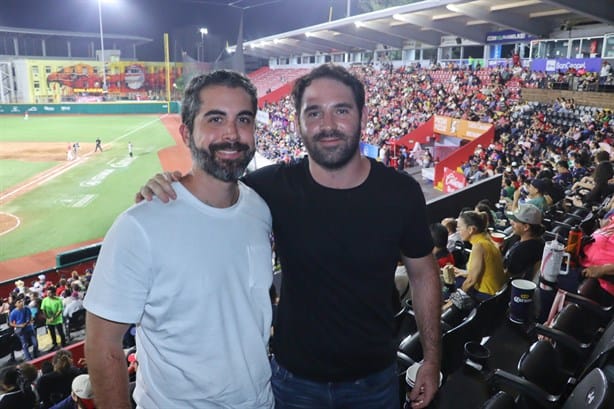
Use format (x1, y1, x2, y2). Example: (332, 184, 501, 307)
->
(72, 374, 96, 409)
(507, 204, 542, 225)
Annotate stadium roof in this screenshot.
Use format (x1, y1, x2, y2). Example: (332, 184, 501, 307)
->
(0, 25, 152, 46)
(231, 0, 614, 60)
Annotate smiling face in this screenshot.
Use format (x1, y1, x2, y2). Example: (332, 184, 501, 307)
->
(296, 77, 365, 170)
(181, 85, 256, 182)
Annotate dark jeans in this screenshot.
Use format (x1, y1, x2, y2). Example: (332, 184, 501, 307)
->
(47, 323, 66, 347)
(271, 356, 399, 409)
(16, 325, 39, 360)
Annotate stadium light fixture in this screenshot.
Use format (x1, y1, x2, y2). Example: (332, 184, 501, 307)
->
(199, 27, 208, 62)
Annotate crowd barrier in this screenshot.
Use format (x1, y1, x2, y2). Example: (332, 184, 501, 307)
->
(0, 174, 503, 299)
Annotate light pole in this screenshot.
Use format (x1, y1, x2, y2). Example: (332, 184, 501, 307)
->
(199, 27, 208, 62)
(97, 0, 107, 92)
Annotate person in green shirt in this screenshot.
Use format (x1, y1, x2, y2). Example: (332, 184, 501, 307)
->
(40, 286, 67, 349)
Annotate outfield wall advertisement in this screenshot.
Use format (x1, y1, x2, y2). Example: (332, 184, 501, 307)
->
(0, 102, 180, 115)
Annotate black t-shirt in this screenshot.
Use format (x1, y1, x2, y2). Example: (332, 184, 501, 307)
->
(0, 388, 36, 409)
(503, 237, 545, 279)
(245, 157, 433, 381)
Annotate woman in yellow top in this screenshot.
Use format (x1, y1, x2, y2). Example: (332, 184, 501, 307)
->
(454, 211, 507, 302)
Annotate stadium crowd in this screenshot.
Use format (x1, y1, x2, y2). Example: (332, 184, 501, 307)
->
(1, 63, 612, 409)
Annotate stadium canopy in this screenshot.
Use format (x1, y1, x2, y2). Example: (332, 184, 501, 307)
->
(0, 25, 152, 59)
(229, 0, 614, 60)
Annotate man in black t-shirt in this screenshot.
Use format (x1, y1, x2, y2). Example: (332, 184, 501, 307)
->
(139, 65, 442, 409)
(505, 204, 545, 280)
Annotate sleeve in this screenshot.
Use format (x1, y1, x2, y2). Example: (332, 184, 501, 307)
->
(400, 176, 434, 259)
(84, 212, 152, 324)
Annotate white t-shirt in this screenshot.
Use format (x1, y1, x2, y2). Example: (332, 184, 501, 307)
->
(85, 181, 274, 409)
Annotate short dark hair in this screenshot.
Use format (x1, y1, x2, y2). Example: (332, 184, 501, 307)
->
(181, 70, 258, 135)
(291, 64, 365, 120)
(595, 150, 610, 162)
(430, 223, 449, 249)
(556, 160, 569, 169)
(1, 367, 19, 387)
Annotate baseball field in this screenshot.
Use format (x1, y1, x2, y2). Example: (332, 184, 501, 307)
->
(0, 114, 186, 269)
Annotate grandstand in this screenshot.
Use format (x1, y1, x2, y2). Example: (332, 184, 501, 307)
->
(0, 1, 613, 407)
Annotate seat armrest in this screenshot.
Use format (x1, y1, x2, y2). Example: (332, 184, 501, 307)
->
(533, 324, 591, 356)
(489, 369, 560, 409)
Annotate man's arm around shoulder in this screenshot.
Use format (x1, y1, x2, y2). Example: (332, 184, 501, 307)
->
(85, 312, 131, 409)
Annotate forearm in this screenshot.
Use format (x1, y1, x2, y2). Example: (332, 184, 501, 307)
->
(86, 342, 131, 409)
(405, 256, 442, 366)
(85, 313, 131, 409)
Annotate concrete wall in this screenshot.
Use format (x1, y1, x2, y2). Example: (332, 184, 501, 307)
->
(521, 88, 614, 110)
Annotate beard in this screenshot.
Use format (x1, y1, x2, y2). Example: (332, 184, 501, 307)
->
(188, 135, 255, 182)
(302, 129, 360, 170)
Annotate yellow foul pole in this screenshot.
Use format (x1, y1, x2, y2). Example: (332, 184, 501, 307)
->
(164, 33, 171, 113)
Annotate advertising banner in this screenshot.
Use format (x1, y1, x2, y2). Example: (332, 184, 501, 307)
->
(442, 167, 467, 193)
(486, 30, 536, 44)
(433, 115, 492, 140)
(530, 58, 602, 73)
(360, 142, 379, 159)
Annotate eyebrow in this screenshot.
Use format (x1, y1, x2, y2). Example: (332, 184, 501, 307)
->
(303, 102, 354, 112)
(203, 109, 254, 118)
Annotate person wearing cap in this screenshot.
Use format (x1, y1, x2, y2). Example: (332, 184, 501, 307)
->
(512, 177, 549, 213)
(49, 374, 95, 409)
(504, 204, 546, 280)
(8, 296, 39, 361)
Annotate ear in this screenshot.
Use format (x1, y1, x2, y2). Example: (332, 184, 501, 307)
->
(179, 123, 190, 147)
(360, 105, 368, 131)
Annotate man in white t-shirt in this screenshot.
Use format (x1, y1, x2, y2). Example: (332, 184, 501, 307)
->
(84, 70, 274, 409)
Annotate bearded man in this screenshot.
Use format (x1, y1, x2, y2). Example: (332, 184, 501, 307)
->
(84, 70, 275, 409)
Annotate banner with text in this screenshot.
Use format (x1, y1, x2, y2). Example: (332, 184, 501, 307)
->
(530, 58, 602, 73)
(433, 115, 492, 140)
(443, 167, 467, 193)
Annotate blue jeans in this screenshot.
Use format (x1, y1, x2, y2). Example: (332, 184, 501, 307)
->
(271, 356, 399, 409)
(16, 325, 39, 360)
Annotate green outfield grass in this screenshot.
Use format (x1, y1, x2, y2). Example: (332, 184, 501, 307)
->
(0, 160, 57, 191)
(0, 115, 178, 262)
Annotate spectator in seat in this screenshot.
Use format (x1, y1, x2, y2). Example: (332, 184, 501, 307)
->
(512, 177, 549, 213)
(430, 223, 455, 268)
(553, 159, 573, 189)
(63, 292, 84, 320)
(0, 366, 36, 409)
(37, 349, 83, 409)
(442, 218, 462, 254)
(583, 150, 614, 204)
(49, 374, 96, 409)
(503, 204, 545, 280)
(451, 211, 506, 301)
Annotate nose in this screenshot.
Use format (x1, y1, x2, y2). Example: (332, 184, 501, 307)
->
(223, 120, 240, 141)
(320, 110, 336, 131)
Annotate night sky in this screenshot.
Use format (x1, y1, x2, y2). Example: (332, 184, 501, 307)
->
(2, 0, 361, 61)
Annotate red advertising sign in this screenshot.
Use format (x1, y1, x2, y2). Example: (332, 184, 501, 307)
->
(443, 167, 466, 193)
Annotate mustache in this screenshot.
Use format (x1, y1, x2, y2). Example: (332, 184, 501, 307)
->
(313, 130, 346, 141)
(209, 142, 250, 153)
